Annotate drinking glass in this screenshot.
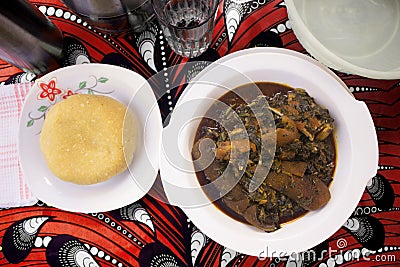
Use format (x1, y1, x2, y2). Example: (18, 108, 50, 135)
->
(0, 0, 63, 75)
(62, 0, 154, 33)
(152, 0, 219, 58)
(123, 0, 155, 32)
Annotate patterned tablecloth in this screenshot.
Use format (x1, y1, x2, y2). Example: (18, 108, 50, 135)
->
(0, 0, 399, 266)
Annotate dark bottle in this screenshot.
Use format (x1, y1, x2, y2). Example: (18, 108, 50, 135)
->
(0, 0, 63, 75)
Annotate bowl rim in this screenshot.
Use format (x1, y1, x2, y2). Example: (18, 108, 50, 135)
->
(160, 47, 379, 256)
(284, 0, 400, 80)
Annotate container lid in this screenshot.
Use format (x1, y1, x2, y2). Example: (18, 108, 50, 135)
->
(285, 0, 400, 79)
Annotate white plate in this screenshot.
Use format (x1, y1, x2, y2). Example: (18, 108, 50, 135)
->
(18, 64, 162, 213)
(160, 47, 378, 256)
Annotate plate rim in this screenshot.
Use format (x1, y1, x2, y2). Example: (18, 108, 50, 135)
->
(18, 63, 163, 213)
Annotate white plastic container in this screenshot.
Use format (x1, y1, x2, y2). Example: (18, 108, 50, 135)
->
(285, 0, 400, 79)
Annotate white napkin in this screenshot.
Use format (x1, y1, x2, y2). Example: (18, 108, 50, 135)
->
(0, 82, 37, 207)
